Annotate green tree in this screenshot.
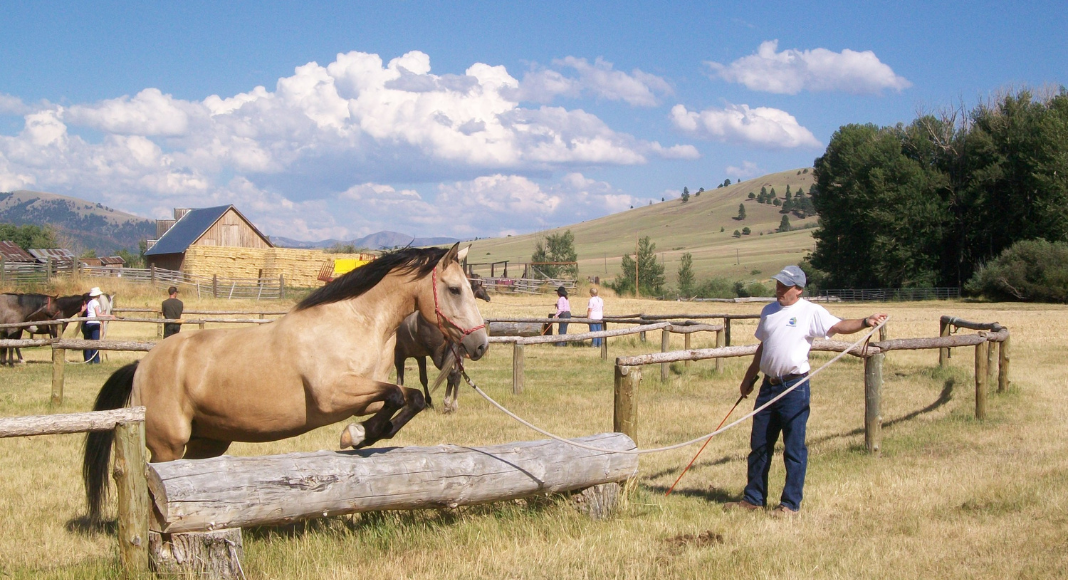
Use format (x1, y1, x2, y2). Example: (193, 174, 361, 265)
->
(531, 229, 578, 278)
(723, 178, 732, 187)
(696, 187, 704, 196)
(778, 215, 792, 232)
(677, 252, 695, 296)
(742, 227, 751, 235)
(772, 198, 781, 207)
(770, 187, 777, 198)
(681, 187, 690, 203)
(733, 230, 741, 238)
(736, 203, 746, 220)
(748, 191, 756, 199)
(612, 236, 666, 296)
(0, 223, 56, 250)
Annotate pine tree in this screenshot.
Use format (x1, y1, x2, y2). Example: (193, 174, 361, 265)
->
(748, 191, 756, 199)
(677, 252, 695, 297)
(742, 227, 751, 235)
(615, 236, 666, 295)
(778, 215, 792, 232)
(681, 187, 690, 203)
(736, 203, 746, 220)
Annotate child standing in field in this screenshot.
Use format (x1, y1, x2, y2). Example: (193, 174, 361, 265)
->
(587, 287, 604, 347)
(554, 286, 571, 346)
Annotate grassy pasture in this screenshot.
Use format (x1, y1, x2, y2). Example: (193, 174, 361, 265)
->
(0, 287, 1066, 579)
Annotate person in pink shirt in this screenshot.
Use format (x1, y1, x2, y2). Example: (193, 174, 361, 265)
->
(554, 286, 571, 346)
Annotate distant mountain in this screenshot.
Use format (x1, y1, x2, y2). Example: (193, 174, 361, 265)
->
(0, 190, 155, 255)
(273, 231, 459, 250)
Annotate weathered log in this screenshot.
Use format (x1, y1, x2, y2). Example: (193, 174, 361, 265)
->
(114, 420, 149, 573)
(488, 321, 544, 337)
(616, 344, 758, 366)
(52, 338, 156, 351)
(941, 316, 1004, 332)
(512, 343, 524, 394)
(508, 322, 670, 346)
(0, 338, 53, 348)
(571, 483, 621, 520)
(975, 342, 988, 420)
(149, 529, 244, 580)
(0, 407, 145, 438)
(51, 347, 65, 406)
(146, 433, 638, 534)
(870, 334, 988, 352)
(661, 328, 671, 381)
(667, 323, 723, 334)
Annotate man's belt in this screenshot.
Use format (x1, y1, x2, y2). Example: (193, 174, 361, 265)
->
(766, 373, 806, 386)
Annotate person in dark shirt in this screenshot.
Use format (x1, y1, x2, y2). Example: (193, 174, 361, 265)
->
(162, 286, 184, 338)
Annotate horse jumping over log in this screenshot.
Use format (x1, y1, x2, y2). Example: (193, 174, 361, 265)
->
(83, 244, 488, 521)
(395, 276, 490, 413)
(0, 293, 54, 365)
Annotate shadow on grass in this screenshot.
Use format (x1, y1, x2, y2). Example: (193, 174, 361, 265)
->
(644, 377, 959, 484)
(66, 516, 116, 537)
(642, 483, 741, 504)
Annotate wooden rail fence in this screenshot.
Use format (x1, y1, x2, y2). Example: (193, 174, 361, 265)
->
(611, 317, 1010, 455)
(0, 408, 148, 573)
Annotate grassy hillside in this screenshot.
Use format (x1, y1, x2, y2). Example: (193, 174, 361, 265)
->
(465, 168, 819, 289)
(0, 190, 155, 254)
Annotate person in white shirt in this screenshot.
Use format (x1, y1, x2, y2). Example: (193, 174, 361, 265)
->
(80, 287, 106, 364)
(586, 287, 605, 347)
(726, 265, 886, 516)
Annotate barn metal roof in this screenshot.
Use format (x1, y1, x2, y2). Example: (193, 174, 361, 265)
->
(144, 205, 231, 256)
(28, 248, 76, 263)
(0, 241, 36, 262)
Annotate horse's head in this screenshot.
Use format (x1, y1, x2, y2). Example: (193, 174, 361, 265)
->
(470, 277, 491, 302)
(418, 244, 489, 361)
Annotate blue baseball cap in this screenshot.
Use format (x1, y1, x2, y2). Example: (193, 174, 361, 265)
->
(772, 265, 807, 288)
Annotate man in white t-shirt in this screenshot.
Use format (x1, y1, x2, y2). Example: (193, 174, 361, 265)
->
(726, 265, 886, 516)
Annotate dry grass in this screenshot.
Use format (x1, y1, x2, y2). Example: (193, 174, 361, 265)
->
(1, 289, 1066, 579)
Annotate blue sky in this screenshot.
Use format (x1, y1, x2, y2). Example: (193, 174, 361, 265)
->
(1, 1, 1065, 242)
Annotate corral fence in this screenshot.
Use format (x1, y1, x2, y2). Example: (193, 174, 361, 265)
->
(0, 257, 287, 300)
(815, 287, 961, 301)
(480, 277, 577, 294)
(611, 315, 1009, 455)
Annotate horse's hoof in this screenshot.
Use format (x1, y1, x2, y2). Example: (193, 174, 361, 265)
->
(443, 400, 458, 414)
(339, 424, 366, 449)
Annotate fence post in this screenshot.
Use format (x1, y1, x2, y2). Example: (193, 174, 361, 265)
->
(975, 341, 988, 420)
(878, 321, 888, 341)
(46, 257, 53, 282)
(512, 343, 524, 394)
(864, 353, 883, 454)
(600, 321, 608, 361)
(0, 255, 5, 285)
(998, 334, 1011, 393)
(715, 329, 725, 373)
(683, 332, 691, 368)
(724, 318, 732, 346)
(987, 338, 998, 389)
(51, 347, 65, 406)
(939, 319, 950, 367)
(113, 420, 149, 573)
(279, 273, 285, 300)
(150, 264, 156, 287)
(614, 365, 640, 444)
(156, 311, 163, 338)
(212, 274, 218, 298)
(660, 328, 670, 382)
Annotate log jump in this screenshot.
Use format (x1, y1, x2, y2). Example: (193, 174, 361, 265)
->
(147, 432, 636, 577)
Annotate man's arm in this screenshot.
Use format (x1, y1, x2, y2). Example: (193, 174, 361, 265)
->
(739, 342, 763, 397)
(828, 313, 888, 336)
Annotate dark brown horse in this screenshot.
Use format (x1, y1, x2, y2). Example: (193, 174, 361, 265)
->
(25, 293, 89, 338)
(394, 277, 490, 412)
(83, 244, 488, 521)
(0, 293, 54, 365)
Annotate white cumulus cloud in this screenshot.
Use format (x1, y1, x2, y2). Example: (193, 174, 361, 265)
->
(670, 103, 821, 149)
(512, 57, 672, 106)
(707, 40, 911, 95)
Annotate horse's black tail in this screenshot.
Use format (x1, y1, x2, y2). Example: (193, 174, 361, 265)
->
(83, 361, 138, 522)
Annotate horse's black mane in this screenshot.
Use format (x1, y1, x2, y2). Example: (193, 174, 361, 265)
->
(296, 247, 450, 311)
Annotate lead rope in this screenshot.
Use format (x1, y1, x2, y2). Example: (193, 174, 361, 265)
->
(459, 317, 889, 455)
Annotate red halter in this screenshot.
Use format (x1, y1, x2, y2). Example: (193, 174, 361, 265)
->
(431, 266, 486, 344)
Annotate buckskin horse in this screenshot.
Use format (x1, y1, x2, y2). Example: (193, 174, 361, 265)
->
(394, 276, 490, 413)
(83, 244, 488, 520)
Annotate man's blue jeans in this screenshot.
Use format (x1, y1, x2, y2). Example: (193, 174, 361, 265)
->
(743, 376, 810, 511)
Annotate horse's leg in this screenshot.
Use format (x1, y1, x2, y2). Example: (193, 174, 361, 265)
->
(394, 354, 405, 386)
(417, 357, 432, 409)
(381, 386, 428, 439)
(182, 438, 232, 459)
(339, 383, 409, 450)
(443, 370, 460, 414)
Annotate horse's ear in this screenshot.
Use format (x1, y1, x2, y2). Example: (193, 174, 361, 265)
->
(442, 243, 461, 266)
(458, 245, 470, 262)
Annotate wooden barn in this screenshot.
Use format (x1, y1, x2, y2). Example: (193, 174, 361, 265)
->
(145, 206, 272, 271)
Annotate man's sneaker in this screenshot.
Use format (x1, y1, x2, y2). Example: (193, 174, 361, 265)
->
(723, 500, 762, 512)
(771, 504, 800, 517)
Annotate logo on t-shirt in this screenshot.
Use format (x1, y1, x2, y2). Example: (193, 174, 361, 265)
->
(787, 317, 797, 327)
